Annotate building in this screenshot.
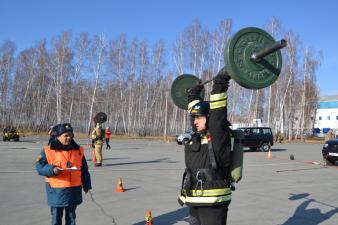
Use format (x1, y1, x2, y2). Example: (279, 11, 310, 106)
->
(314, 95, 338, 134)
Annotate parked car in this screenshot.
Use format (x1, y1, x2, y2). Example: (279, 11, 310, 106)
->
(322, 139, 338, 165)
(175, 128, 193, 145)
(3, 126, 20, 142)
(237, 127, 274, 151)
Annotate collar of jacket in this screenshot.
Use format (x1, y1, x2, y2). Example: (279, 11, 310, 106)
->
(50, 139, 80, 150)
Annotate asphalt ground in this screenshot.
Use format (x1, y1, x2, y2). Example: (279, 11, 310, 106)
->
(0, 137, 338, 225)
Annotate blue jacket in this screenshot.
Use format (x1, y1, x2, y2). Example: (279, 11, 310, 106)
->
(35, 140, 92, 207)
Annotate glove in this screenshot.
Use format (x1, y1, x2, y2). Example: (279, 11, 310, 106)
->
(186, 81, 204, 101)
(212, 67, 231, 93)
(213, 67, 231, 84)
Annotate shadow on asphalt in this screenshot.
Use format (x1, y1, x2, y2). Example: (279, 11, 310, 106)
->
(280, 193, 338, 225)
(86, 157, 129, 162)
(271, 148, 288, 152)
(124, 187, 140, 192)
(103, 157, 130, 161)
(244, 148, 287, 152)
(102, 158, 179, 167)
(133, 207, 189, 225)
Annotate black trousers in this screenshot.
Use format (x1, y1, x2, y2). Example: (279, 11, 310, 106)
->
(189, 205, 228, 225)
(105, 138, 111, 149)
(51, 206, 77, 225)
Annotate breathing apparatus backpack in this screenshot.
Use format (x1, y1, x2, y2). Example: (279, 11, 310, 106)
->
(229, 129, 244, 183)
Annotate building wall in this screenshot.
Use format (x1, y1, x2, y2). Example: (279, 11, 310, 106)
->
(314, 95, 338, 131)
(314, 108, 338, 129)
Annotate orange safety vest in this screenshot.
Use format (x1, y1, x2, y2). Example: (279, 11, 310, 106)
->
(44, 146, 84, 188)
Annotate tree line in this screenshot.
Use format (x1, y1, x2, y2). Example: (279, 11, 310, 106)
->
(0, 17, 321, 140)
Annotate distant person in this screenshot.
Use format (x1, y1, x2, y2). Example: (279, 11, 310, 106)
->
(48, 125, 54, 145)
(91, 123, 105, 166)
(3, 125, 11, 133)
(105, 127, 111, 149)
(276, 131, 284, 144)
(324, 129, 335, 142)
(35, 123, 91, 225)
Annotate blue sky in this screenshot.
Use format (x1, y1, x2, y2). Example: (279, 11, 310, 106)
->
(0, 0, 337, 96)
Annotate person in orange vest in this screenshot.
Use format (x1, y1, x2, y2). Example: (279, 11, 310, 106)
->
(105, 127, 111, 149)
(35, 123, 92, 225)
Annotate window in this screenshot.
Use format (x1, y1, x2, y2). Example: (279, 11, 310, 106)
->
(251, 128, 261, 134)
(263, 129, 272, 134)
(336, 116, 338, 120)
(243, 129, 251, 134)
(328, 116, 330, 120)
(319, 116, 322, 120)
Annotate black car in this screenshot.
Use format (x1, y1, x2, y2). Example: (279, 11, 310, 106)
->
(322, 139, 338, 165)
(237, 127, 274, 151)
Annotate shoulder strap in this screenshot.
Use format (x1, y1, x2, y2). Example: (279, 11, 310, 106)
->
(207, 134, 217, 169)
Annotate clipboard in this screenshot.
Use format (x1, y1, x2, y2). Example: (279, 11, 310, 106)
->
(59, 166, 81, 171)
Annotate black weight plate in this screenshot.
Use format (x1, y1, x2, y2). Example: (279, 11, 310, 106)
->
(94, 112, 107, 123)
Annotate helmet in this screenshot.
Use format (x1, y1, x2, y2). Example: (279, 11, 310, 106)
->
(190, 101, 210, 117)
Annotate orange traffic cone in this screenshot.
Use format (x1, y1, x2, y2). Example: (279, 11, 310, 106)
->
(267, 149, 272, 159)
(145, 210, 153, 225)
(115, 177, 125, 192)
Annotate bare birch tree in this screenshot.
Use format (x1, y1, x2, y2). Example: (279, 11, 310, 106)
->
(0, 41, 15, 126)
(69, 33, 90, 123)
(0, 19, 321, 138)
(86, 33, 106, 134)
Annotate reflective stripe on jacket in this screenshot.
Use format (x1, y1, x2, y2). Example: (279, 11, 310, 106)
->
(44, 146, 83, 188)
(179, 185, 231, 207)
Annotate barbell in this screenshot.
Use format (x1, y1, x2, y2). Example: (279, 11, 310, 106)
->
(171, 27, 287, 109)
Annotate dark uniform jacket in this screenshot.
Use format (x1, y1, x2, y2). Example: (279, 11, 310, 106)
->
(179, 79, 232, 207)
